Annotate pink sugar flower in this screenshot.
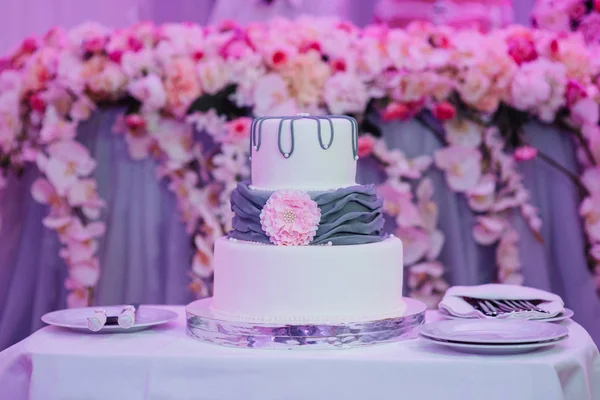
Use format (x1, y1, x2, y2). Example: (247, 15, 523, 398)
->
(260, 190, 321, 246)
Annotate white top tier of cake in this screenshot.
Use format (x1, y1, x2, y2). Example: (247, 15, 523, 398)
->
(250, 115, 358, 191)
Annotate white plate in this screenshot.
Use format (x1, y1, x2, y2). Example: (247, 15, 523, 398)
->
(420, 335, 567, 355)
(439, 308, 574, 323)
(419, 319, 569, 345)
(42, 305, 178, 333)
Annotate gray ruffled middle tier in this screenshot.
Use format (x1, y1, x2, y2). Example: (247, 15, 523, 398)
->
(228, 181, 386, 245)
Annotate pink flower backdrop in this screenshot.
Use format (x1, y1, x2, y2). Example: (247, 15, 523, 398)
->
(1, 17, 599, 309)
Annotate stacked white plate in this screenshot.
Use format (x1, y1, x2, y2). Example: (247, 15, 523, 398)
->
(438, 307, 574, 323)
(420, 319, 569, 354)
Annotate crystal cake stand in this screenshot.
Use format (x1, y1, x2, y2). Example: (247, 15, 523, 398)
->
(185, 297, 426, 350)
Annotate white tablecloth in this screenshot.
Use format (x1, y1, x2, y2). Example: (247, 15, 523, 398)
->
(1, 306, 599, 400)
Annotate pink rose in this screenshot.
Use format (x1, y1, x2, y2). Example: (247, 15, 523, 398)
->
(357, 136, 376, 158)
(569, 2, 587, 20)
(506, 31, 538, 65)
(164, 57, 201, 116)
(578, 14, 600, 44)
(260, 190, 321, 246)
(513, 146, 538, 161)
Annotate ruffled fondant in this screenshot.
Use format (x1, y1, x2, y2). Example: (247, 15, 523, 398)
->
(229, 181, 385, 245)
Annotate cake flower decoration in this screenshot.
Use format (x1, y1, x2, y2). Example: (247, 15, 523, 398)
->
(260, 190, 321, 246)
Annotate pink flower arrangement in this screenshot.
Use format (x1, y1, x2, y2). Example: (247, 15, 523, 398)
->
(2, 16, 600, 305)
(260, 190, 321, 246)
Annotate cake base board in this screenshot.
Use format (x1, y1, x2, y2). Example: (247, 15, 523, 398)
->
(185, 297, 426, 350)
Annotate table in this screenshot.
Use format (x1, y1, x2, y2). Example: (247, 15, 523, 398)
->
(1, 306, 599, 400)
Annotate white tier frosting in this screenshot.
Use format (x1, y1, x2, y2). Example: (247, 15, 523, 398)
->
(250, 116, 358, 191)
(211, 237, 405, 323)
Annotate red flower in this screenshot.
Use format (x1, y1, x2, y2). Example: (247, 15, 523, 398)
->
(271, 49, 288, 66)
(301, 41, 321, 53)
(430, 33, 451, 49)
(595, 0, 600, 12)
(29, 93, 46, 112)
(330, 58, 346, 72)
(108, 50, 123, 63)
(225, 117, 252, 143)
(127, 36, 144, 52)
(192, 50, 204, 61)
(124, 114, 146, 132)
(381, 102, 412, 122)
(550, 39, 560, 56)
(357, 136, 376, 158)
(432, 102, 456, 121)
(507, 32, 538, 65)
(21, 37, 39, 54)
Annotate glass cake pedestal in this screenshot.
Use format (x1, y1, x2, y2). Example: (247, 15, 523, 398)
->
(185, 297, 426, 350)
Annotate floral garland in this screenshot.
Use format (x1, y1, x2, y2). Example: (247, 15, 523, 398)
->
(1, 18, 599, 307)
(532, 0, 600, 45)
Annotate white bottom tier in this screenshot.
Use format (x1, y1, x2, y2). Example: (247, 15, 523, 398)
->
(211, 237, 405, 323)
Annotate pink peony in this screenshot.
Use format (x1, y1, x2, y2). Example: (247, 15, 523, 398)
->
(163, 57, 202, 117)
(128, 74, 167, 112)
(260, 190, 321, 246)
(197, 58, 231, 95)
(323, 73, 369, 115)
(357, 136, 376, 158)
(513, 146, 538, 161)
(252, 73, 296, 116)
(506, 31, 538, 65)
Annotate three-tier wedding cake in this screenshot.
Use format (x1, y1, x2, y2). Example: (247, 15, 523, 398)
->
(209, 114, 405, 323)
